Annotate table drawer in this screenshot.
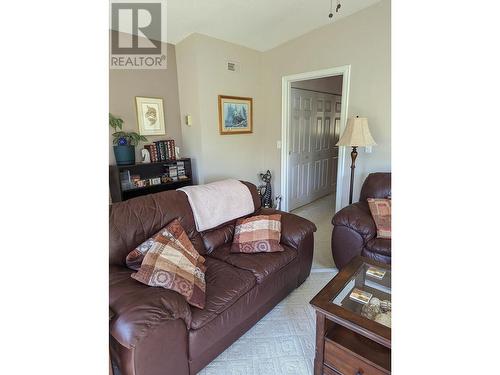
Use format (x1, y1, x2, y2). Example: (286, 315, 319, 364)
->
(324, 339, 389, 375)
(323, 365, 342, 375)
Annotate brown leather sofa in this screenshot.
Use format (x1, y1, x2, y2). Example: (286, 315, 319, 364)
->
(109, 182, 316, 375)
(331, 173, 391, 270)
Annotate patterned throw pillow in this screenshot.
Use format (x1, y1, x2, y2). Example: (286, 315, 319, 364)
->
(126, 219, 202, 271)
(130, 219, 206, 309)
(367, 198, 391, 239)
(231, 214, 283, 253)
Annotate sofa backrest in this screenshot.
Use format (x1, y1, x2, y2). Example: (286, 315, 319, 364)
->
(109, 190, 205, 266)
(359, 172, 391, 203)
(241, 181, 261, 211)
(109, 181, 261, 266)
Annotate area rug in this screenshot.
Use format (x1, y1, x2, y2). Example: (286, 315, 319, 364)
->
(197, 270, 337, 375)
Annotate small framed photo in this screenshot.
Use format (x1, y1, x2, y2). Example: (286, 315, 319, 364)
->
(135, 96, 166, 136)
(218, 95, 253, 135)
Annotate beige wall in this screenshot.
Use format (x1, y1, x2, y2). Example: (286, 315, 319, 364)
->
(291, 75, 343, 95)
(110, 0, 390, 208)
(109, 33, 182, 164)
(261, 0, 391, 206)
(176, 34, 264, 186)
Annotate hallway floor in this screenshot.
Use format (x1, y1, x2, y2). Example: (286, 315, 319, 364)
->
(291, 194, 337, 270)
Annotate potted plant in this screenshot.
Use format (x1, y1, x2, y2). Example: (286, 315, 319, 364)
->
(109, 113, 148, 165)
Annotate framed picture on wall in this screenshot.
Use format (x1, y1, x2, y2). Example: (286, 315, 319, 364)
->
(135, 96, 166, 136)
(218, 95, 253, 134)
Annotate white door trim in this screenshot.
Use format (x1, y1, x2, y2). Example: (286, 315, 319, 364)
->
(281, 65, 351, 213)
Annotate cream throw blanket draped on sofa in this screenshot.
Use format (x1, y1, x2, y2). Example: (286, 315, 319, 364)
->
(178, 179, 255, 232)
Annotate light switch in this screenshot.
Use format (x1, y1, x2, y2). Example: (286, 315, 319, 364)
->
(276, 140, 282, 149)
(185, 115, 192, 126)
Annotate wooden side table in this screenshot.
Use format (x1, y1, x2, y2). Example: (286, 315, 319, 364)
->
(310, 257, 391, 375)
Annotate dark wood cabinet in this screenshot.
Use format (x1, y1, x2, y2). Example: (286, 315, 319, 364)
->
(109, 158, 192, 203)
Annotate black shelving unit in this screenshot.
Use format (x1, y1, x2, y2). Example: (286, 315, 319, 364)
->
(109, 158, 192, 203)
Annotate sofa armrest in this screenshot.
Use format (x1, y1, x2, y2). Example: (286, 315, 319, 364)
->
(332, 202, 376, 242)
(258, 208, 317, 249)
(258, 208, 316, 284)
(109, 266, 192, 349)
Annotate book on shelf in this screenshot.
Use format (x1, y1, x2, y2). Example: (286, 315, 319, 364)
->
(177, 161, 185, 177)
(168, 165, 178, 181)
(144, 145, 157, 163)
(161, 141, 167, 161)
(169, 140, 176, 160)
(154, 141, 165, 161)
(167, 140, 172, 160)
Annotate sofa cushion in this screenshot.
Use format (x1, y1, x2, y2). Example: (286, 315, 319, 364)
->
(365, 237, 391, 257)
(201, 222, 236, 255)
(190, 257, 256, 330)
(209, 243, 297, 284)
(231, 214, 283, 253)
(131, 220, 207, 309)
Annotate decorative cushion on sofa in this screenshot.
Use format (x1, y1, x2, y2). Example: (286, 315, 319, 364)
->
(367, 198, 391, 239)
(230, 214, 283, 253)
(131, 219, 207, 309)
(126, 218, 204, 271)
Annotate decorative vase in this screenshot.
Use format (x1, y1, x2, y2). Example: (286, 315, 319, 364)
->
(113, 145, 135, 165)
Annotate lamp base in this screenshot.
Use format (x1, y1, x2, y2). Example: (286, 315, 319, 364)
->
(348, 146, 358, 205)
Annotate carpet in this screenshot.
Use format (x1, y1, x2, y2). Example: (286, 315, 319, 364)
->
(291, 194, 336, 270)
(197, 270, 337, 375)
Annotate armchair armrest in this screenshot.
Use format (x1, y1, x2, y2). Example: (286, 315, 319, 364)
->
(332, 202, 376, 242)
(109, 266, 192, 349)
(331, 202, 377, 269)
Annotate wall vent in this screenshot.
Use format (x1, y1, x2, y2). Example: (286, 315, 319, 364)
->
(226, 61, 239, 72)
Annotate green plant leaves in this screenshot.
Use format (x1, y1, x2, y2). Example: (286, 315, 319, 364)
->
(109, 113, 123, 130)
(109, 115, 148, 146)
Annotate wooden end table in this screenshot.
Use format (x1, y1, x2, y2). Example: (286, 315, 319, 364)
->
(310, 256, 391, 375)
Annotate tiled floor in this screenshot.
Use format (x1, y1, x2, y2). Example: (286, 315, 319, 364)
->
(198, 270, 337, 375)
(291, 194, 336, 270)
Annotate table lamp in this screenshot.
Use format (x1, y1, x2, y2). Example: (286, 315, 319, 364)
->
(336, 116, 377, 204)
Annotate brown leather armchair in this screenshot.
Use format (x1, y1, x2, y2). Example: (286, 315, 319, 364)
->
(331, 173, 391, 270)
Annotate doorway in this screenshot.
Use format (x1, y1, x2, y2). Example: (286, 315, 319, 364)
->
(281, 65, 350, 213)
(281, 66, 350, 269)
(288, 83, 342, 210)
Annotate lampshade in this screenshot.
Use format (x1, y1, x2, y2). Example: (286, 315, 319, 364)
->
(336, 117, 377, 147)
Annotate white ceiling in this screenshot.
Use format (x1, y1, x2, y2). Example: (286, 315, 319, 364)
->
(167, 0, 381, 51)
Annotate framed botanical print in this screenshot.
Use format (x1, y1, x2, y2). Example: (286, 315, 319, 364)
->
(218, 95, 253, 134)
(135, 96, 166, 136)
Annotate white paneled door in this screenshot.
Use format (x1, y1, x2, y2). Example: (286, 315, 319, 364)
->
(288, 88, 341, 211)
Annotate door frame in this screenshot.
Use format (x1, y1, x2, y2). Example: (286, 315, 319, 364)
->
(280, 65, 351, 213)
